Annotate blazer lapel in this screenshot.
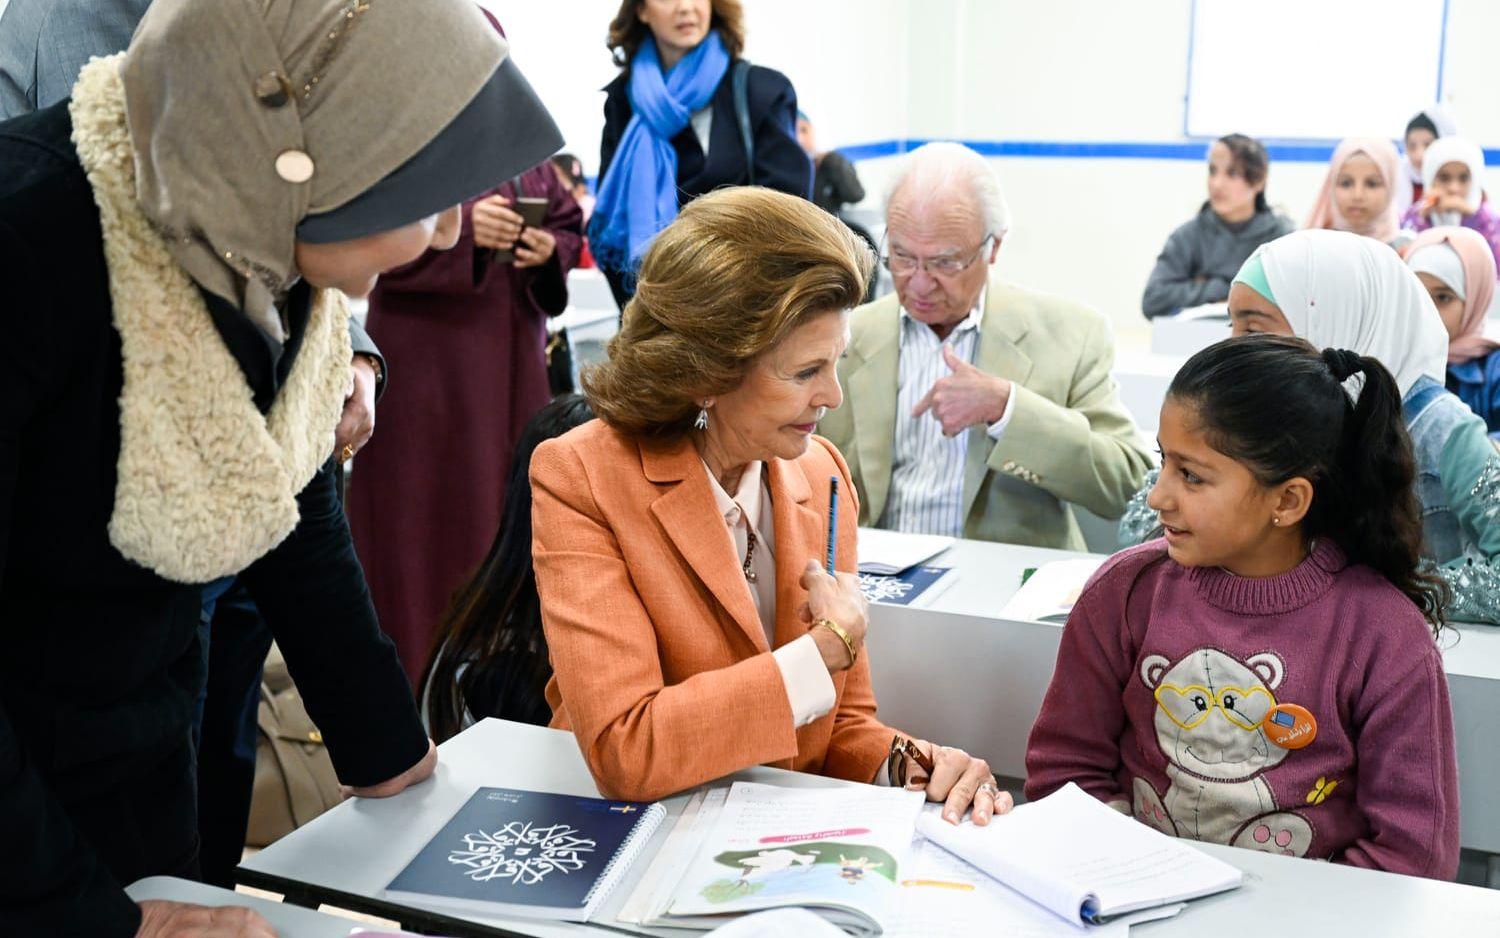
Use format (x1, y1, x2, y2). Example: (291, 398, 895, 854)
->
(962, 280, 1036, 520)
(846, 303, 901, 524)
(767, 458, 823, 651)
(643, 441, 768, 655)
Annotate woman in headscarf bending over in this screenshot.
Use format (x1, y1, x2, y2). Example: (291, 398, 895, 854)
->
(0, 0, 562, 933)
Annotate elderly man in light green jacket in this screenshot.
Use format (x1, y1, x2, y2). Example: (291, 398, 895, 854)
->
(818, 142, 1152, 551)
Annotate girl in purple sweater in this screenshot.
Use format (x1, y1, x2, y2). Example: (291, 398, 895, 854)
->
(1026, 335, 1460, 880)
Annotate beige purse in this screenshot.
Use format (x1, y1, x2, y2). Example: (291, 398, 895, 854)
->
(245, 643, 343, 848)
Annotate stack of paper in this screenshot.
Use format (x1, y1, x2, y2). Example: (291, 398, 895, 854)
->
(917, 783, 1242, 926)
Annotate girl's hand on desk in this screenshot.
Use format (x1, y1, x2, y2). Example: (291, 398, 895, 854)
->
(340, 738, 438, 800)
(904, 739, 1013, 826)
(135, 901, 277, 937)
(800, 560, 868, 672)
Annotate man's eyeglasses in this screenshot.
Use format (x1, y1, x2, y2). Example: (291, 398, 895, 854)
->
(881, 234, 994, 278)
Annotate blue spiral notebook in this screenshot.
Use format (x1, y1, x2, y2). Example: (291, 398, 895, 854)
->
(384, 787, 665, 922)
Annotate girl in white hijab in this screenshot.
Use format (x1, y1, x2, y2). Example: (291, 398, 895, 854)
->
(1122, 230, 1500, 625)
(1400, 135, 1500, 267)
(1394, 105, 1458, 218)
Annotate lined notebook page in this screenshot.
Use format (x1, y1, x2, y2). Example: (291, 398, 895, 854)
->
(916, 783, 1242, 925)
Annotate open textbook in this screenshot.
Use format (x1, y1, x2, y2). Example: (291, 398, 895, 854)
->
(618, 780, 1220, 936)
(622, 782, 925, 936)
(917, 783, 1242, 926)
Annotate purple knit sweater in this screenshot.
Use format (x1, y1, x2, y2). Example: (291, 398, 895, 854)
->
(1025, 539, 1459, 880)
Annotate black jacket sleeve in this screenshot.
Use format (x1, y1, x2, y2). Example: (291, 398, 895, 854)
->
(1141, 219, 1228, 319)
(0, 217, 142, 936)
(748, 66, 812, 199)
(347, 316, 386, 402)
(599, 74, 630, 189)
(240, 463, 428, 787)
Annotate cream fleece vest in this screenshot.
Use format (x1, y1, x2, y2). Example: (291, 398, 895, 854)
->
(70, 56, 351, 584)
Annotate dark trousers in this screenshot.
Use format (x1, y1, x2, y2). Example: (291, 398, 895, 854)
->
(194, 577, 272, 888)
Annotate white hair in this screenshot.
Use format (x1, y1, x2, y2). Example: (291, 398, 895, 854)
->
(884, 141, 1012, 237)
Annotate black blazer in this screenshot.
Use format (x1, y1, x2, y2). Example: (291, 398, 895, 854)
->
(0, 103, 427, 935)
(599, 59, 811, 209)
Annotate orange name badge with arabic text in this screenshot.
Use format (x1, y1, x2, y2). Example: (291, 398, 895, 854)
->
(1263, 703, 1317, 750)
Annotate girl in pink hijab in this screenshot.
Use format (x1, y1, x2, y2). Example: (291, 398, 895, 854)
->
(1305, 137, 1412, 251)
(1407, 226, 1500, 435)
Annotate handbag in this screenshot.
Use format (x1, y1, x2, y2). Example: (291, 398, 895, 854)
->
(245, 643, 343, 848)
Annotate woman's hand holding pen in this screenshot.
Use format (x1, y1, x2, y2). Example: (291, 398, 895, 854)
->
(800, 560, 867, 673)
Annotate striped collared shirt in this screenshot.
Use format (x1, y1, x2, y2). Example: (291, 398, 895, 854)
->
(878, 289, 1011, 536)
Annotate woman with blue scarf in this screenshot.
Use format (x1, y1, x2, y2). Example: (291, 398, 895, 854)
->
(594, 0, 812, 309)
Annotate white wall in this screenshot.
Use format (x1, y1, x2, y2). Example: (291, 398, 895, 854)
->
(484, 0, 1500, 343)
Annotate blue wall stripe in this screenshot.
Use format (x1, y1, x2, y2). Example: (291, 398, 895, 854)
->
(837, 138, 1500, 166)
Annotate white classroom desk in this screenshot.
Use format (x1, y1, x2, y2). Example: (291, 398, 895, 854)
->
(862, 535, 1500, 855)
(238, 719, 1500, 938)
(125, 876, 369, 937)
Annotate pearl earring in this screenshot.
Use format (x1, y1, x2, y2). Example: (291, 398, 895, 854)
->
(1272, 516, 1281, 526)
(694, 407, 709, 431)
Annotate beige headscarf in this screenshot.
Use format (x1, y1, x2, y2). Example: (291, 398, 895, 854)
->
(120, 0, 507, 339)
(67, 0, 558, 583)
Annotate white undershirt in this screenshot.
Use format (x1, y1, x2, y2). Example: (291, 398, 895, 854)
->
(690, 107, 712, 155)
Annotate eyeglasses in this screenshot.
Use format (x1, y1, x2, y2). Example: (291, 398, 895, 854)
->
(881, 234, 993, 278)
(1153, 683, 1276, 732)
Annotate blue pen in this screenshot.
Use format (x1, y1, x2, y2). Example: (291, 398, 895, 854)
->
(826, 476, 839, 575)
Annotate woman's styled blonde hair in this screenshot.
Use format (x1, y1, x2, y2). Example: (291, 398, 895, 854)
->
(583, 188, 873, 440)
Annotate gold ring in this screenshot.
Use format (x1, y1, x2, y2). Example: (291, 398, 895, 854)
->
(340, 443, 355, 462)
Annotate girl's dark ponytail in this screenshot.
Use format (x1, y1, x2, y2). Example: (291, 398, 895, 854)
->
(1315, 348, 1449, 629)
(1168, 336, 1448, 631)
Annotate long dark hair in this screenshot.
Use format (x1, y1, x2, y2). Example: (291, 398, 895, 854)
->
(418, 394, 596, 741)
(1168, 335, 1448, 631)
(1215, 133, 1271, 214)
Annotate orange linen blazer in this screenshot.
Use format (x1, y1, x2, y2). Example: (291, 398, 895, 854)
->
(530, 419, 895, 801)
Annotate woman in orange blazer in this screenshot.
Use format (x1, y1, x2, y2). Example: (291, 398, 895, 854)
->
(531, 187, 1008, 825)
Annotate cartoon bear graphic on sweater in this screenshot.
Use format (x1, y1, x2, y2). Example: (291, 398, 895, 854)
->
(1133, 648, 1314, 857)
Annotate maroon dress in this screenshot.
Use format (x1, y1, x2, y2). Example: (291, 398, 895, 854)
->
(348, 163, 583, 683)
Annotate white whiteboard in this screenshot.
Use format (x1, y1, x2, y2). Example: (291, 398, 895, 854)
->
(1185, 0, 1446, 140)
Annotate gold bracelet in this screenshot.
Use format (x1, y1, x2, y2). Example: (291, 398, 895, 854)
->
(814, 617, 856, 667)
